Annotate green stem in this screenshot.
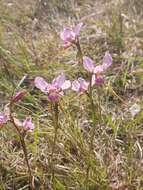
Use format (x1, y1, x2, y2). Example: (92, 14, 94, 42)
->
(10, 113, 33, 190)
(75, 39, 83, 64)
(85, 75, 96, 189)
(50, 103, 59, 185)
(97, 86, 102, 125)
(9, 103, 33, 190)
(20, 135, 33, 190)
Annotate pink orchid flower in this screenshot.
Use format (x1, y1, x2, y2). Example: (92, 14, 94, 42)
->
(23, 117, 35, 132)
(72, 78, 89, 93)
(60, 22, 83, 48)
(14, 117, 35, 132)
(83, 56, 95, 73)
(11, 90, 26, 103)
(83, 52, 112, 85)
(0, 112, 8, 126)
(83, 52, 112, 74)
(34, 74, 71, 102)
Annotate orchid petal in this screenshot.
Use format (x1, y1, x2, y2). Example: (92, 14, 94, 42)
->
(0, 112, 8, 126)
(92, 74, 104, 86)
(12, 91, 26, 103)
(74, 22, 83, 36)
(52, 74, 65, 88)
(60, 28, 75, 42)
(72, 78, 89, 93)
(34, 77, 49, 93)
(72, 80, 80, 92)
(103, 52, 112, 70)
(94, 65, 104, 74)
(83, 56, 94, 73)
(95, 75, 105, 85)
(61, 80, 71, 90)
(78, 78, 89, 91)
(91, 74, 96, 86)
(23, 117, 35, 132)
(60, 28, 70, 41)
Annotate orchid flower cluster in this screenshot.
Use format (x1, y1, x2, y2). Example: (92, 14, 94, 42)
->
(34, 23, 112, 100)
(71, 52, 112, 93)
(0, 22, 112, 130)
(0, 91, 35, 189)
(0, 91, 35, 132)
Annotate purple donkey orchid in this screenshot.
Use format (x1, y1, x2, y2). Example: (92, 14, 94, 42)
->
(83, 52, 112, 85)
(34, 74, 71, 102)
(23, 117, 35, 132)
(13, 117, 35, 132)
(60, 23, 83, 48)
(83, 52, 112, 73)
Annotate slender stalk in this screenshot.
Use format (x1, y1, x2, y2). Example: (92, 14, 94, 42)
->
(75, 39, 83, 64)
(50, 103, 59, 185)
(85, 75, 96, 189)
(9, 107, 33, 190)
(97, 86, 102, 125)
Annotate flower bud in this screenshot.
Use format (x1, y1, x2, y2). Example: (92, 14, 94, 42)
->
(11, 91, 26, 103)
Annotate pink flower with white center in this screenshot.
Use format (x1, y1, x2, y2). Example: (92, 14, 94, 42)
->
(34, 74, 71, 102)
(0, 112, 8, 126)
(72, 78, 89, 93)
(60, 23, 83, 48)
(11, 90, 26, 103)
(23, 117, 35, 132)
